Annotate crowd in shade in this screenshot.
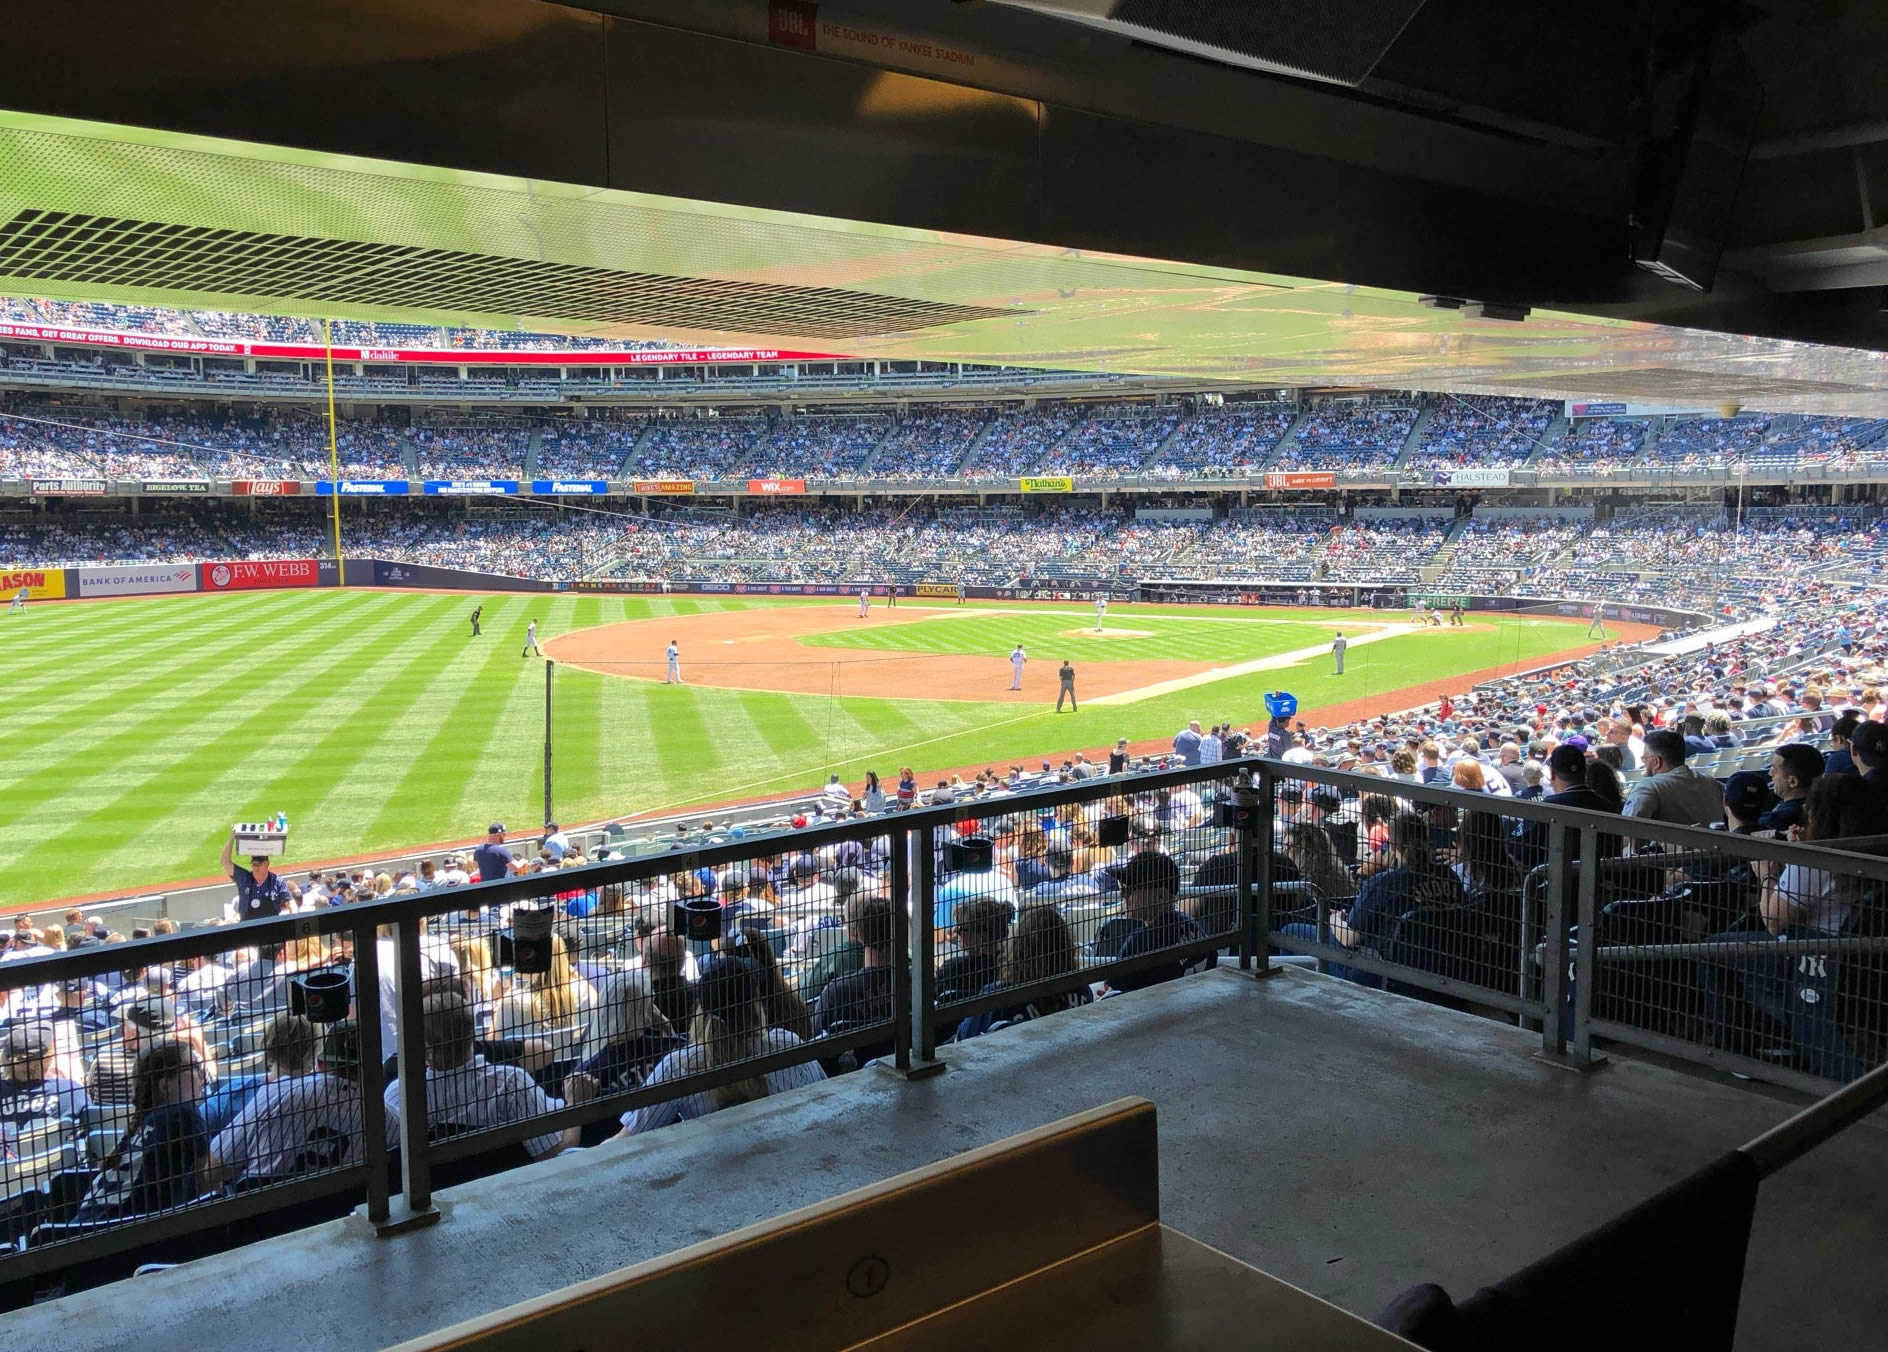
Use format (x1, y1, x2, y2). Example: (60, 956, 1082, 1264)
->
(3, 383, 1888, 481)
(0, 503, 1880, 602)
(2, 296, 678, 351)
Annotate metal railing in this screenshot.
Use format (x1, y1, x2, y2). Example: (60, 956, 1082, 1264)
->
(1252, 762, 1888, 1095)
(0, 761, 1267, 1292)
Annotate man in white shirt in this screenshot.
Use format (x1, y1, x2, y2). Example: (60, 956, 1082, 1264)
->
(542, 822, 571, 862)
(1008, 644, 1027, 691)
(383, 992, 593, 1160)
(206, 1014, 371, 1188)
(375, 920, 460, 1066)
(1281, 735, 1317, 766)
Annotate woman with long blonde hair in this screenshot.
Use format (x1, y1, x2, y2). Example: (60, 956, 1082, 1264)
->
(615, 955, 825, 1136)
(489, 932, 595, 1043)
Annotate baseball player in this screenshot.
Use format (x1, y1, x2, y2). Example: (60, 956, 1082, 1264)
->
(1331, 631, 1347, 675)
(956, 577, 966, 606)
(1587, 602, 1608, 639)
(1056, 660, 1077, 712)
(1094, 596, 1107, 633)
(469, 603, 482, 637)
(8, 585, 27, 614)
(1008, 644, 1027, 691)
(666, 640, 682, 684)
(858, 587, 870, 619)
(1450, 602, 1466, 627)
(521, 619, 540, 657)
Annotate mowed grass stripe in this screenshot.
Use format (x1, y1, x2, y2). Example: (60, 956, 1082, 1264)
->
(356, 596, 545, 846)
(0, 591, 415, 813)
(640, 686, 721, 806)
(585, 670, 659, 813)
(451, 640, 568, 832)
(547, 598, 607, 812)
(0, 589, 358, 702)
(0, 590, 388, 735)
(11, 594, 467, 900)
(197, 594, 474, 852)
(85, 595, 467, 886)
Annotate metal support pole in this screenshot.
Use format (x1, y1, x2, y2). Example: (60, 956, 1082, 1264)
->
(894, 823, 945, 1079)
(1569, 826, 1606, 1069)
(391, 920, 439, 1224)
(544, 659, 555, 828)
(1537, 823, 1570, 1060)
(1246, 762, 1278, 976)
(890, 828, 913, 1071)
(351, 925, 392, 1227)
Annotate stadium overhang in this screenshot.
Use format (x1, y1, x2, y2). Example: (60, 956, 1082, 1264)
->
(3, 107, 1886, 415)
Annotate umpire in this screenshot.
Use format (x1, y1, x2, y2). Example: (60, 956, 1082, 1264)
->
(1056, 660, 1078, 712)
(470, 604, 482, 637)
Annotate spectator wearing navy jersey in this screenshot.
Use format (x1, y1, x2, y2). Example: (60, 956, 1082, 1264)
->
(1851, 721, 1888, 798)
(1, 1023, 88, 1134)
(473, 824, 522, 882)
(1764, 744, 1823, 834)
(1102, 851, 1205, 993)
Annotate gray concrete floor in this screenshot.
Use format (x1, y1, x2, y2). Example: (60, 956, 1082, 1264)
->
(7, 967, 1885, 1351)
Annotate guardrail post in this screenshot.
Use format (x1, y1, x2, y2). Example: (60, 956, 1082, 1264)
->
(1568, 826, 1606, 1069)
(1241, 762, 1278, 977)
(1537, 823, 1570, 1061)
(893, 823, 944, 1079)
(388, 919, 441, 1229)
(350, 924, 393, 1228)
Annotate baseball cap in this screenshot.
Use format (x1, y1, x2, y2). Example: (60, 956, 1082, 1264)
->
(1547, 744, 1587, 780)
(320, 1019, 363, 1070)
(488, 823, 506, 834)
(1850, 721, 1888, 763)
(122, 995, 177, 1032)
(4, 1024, 50, 1058)
(1309, 786, 1343, 811)
(1723, 771, 1775, 821)
(1116, 851, 1181, 894)
(1279, 783, 1304, 803)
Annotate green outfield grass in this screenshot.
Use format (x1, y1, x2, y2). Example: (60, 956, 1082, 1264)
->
(1, 591, 1594, 906)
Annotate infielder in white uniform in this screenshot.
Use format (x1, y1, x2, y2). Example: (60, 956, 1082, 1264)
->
(8, 586, 26, 614)
(521, 620, 540, 657)
(858, 587, 870, 618)
(1094, 597, 1107, 632)
(666, 640, 682, 684)
(1332, 630, 1347, 675)
(1008, 644, 1027, 691)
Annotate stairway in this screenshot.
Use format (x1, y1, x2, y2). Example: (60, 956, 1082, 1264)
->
(617, 419, 658, 477)
(951, 410, 999, 474)
(1135, 413, 1185, 471)
(1523, 412, 1568, 466)
(522, 426, 544, 478)
(1389, 404, 1437, 470)
(1261, 407, 1315, 469)
(853, 418, 899, 476)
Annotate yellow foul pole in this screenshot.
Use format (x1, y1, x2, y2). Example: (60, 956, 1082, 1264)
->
(324, 318, 343, 586)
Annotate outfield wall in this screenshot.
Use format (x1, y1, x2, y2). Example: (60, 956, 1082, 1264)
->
(16, 558, 1714, 630)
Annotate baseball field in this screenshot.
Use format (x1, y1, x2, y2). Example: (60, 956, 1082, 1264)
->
(2, 589, 1639, 906)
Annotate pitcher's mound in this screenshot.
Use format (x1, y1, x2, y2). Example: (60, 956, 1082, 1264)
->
(1060, 627, 1155, 639)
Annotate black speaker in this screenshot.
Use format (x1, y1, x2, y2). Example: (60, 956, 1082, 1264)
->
(1097, 814, 1131, 848)
(944, 835, 994, 873)
(291, 968, 352, 1024)
(674, 896, 723, 942)
(1631, 34, 1763, 293)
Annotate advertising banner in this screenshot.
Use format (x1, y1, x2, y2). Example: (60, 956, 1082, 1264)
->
(529, 480, 608, 495)
(747, 478, 807, 495)
(0, 320, 843, 368)
(315, 480, 410, 496)
(31, 478, 107, 495)
(630, 480, 696, 495)
(1262, 472, 1337, 490)
(201, 559, 320, 591)
(234, 480, 302, 496)
(422, 480, 519, 496)
(0, 568, 66, 600)
(1444, 468, 1512, 488)
(915, 583, 958, 598)
(368, 559, 551, 592)
(1568, 402, 1628, 417)
(74, 563, 200, 598)
(138, 480, 212, 494)
(1018, 476, 1074, 494)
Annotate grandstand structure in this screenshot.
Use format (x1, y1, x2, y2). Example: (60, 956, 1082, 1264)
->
(7, 5, 1888, 1346)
